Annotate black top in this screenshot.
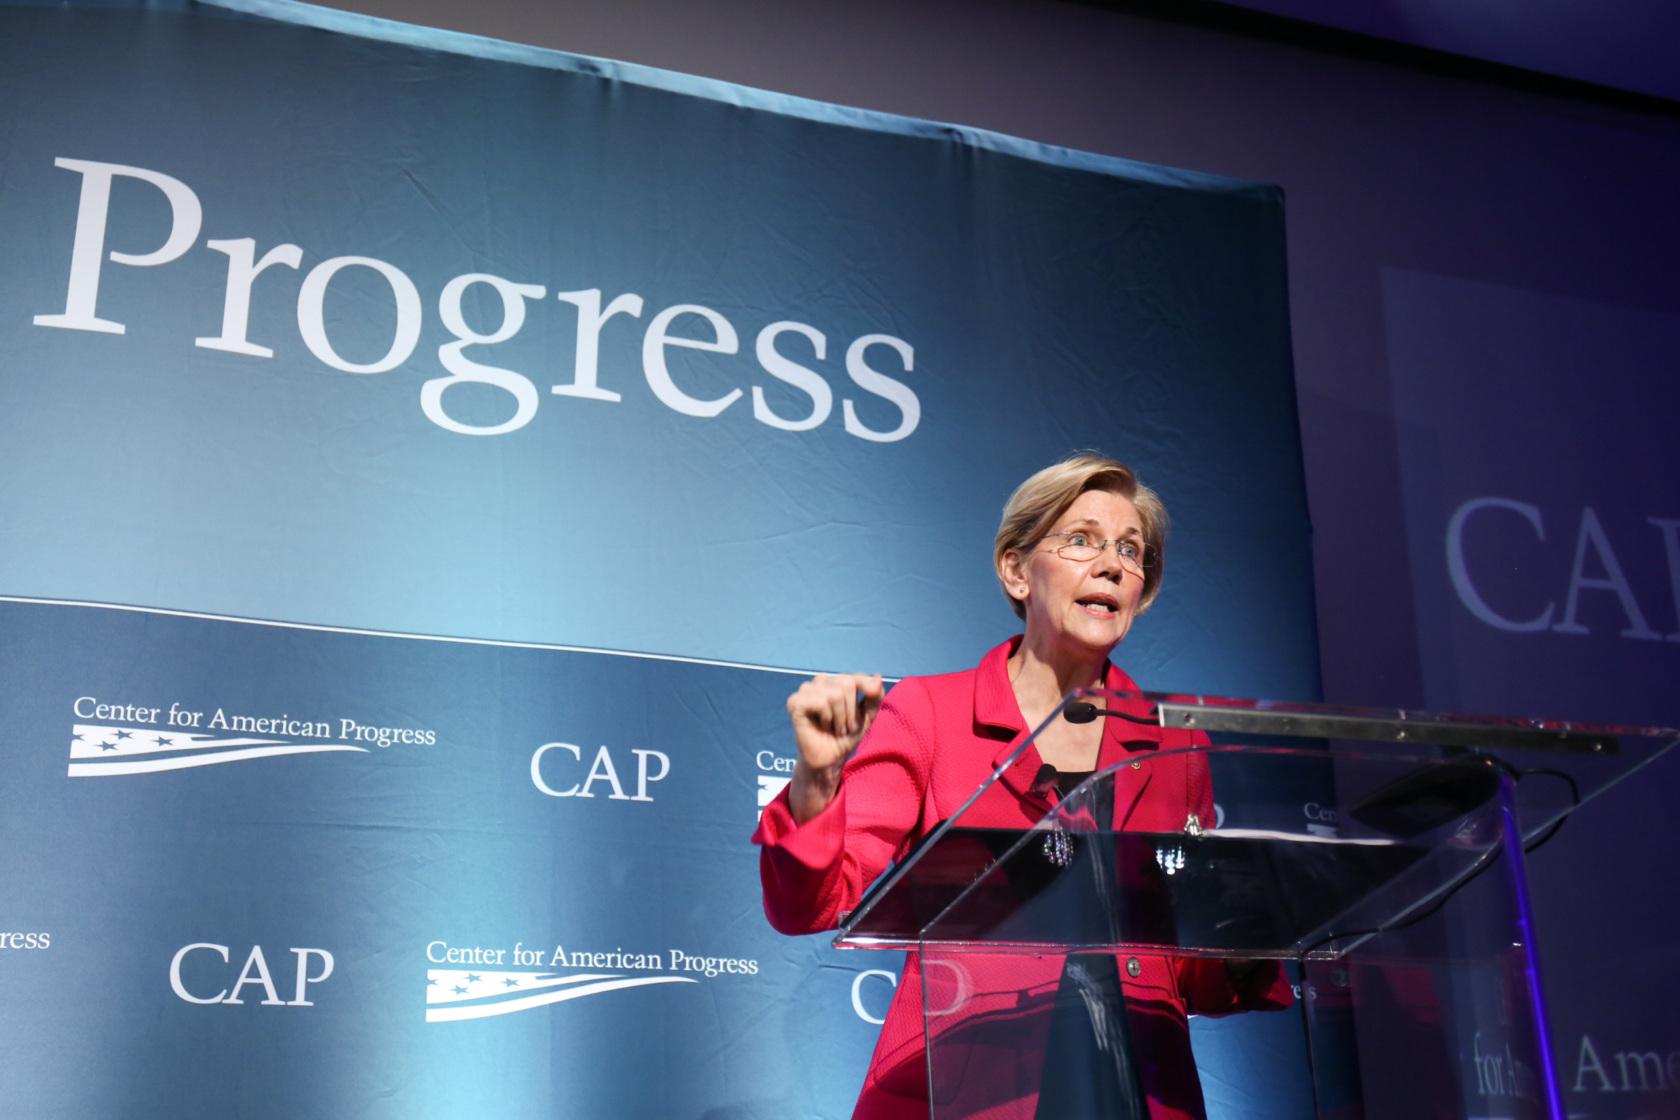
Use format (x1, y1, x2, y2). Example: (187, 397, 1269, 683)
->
(1054, 770, 1094, 799)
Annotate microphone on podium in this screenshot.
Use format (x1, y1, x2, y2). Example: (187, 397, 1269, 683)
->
(1064, 701, 1159, 726)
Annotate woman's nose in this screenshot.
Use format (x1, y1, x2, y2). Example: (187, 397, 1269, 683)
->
(1090, 543, 1127, 577)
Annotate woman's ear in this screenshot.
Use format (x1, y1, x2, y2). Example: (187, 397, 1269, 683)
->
(999, 550, 1029, 600)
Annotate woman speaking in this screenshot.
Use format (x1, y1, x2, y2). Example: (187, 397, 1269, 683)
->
(752, 454, 1291, 1120)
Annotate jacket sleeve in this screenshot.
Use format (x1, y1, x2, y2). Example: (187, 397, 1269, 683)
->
(751, 680, 936, 935)
(1175, 735, 1296, 1014)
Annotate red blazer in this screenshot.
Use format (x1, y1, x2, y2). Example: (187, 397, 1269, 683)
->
(753, 637, 1292, 1120)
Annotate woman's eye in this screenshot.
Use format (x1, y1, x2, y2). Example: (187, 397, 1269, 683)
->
(1120, 542, 1140, 559)
(1066, 533, 1091, 546)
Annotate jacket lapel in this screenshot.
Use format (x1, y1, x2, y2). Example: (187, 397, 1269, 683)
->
(969, 639, 1171, 826)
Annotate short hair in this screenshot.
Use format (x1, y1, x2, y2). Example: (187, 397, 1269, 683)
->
(993, 454, 1169, 620)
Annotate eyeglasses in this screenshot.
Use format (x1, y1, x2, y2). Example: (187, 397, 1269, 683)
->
(1038, 531, 1147, 576)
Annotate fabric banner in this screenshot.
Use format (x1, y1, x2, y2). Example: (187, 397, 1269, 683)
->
(1386, 268, 1680, 1120)
(0, 598, 877, 1117)
(0, 2, 1318, 1116)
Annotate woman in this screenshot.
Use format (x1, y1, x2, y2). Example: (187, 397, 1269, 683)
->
(753, 455, 1291, 1120)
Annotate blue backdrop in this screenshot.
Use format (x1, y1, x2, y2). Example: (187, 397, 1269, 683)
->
(0, 2, 1320, 1116)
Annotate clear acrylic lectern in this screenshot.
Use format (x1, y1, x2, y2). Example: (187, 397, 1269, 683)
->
(835, 689, 1678, 1120)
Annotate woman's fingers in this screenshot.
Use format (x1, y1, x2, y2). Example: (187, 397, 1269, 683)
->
(790, 676, 838, 726)
(788, 673, 884, 750)
(859, 673, 885, 724)
(784, 673, 886, 824)
(805, 674, 862, 734)
(836, 672, 884, 735)
(829, 687, 852, 737)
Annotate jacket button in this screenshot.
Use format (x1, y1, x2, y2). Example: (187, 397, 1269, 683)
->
(1131, 761, 1141, 770)
(1126, 957, 1141, 978)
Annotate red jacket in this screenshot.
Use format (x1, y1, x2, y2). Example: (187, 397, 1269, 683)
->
(753, 637, 1293, 1120)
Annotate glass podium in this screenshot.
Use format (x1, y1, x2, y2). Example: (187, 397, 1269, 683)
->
(834, 689, 1679, 1120)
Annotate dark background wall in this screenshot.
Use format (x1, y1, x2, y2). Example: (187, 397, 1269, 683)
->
(304, 0, 1680, 1111)
(1202, 0, 1680, 103)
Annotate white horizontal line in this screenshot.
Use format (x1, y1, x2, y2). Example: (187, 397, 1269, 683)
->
(0, 595, 826, 678)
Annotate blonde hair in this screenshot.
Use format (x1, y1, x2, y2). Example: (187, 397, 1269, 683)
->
(993, 454, 1168, 620)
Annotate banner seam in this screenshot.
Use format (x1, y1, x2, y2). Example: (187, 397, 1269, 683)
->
(0, 594, 834, 679)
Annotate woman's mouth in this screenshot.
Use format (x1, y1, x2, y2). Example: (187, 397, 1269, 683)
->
(1076, 595, 1119, 617)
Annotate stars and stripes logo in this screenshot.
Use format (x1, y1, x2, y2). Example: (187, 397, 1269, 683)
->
(68, 724, 367, 777)
(757, 775, 790, 817)
(425, 969, 695, 1023)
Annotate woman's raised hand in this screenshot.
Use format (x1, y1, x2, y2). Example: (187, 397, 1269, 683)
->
(786, 672, 884, 823)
